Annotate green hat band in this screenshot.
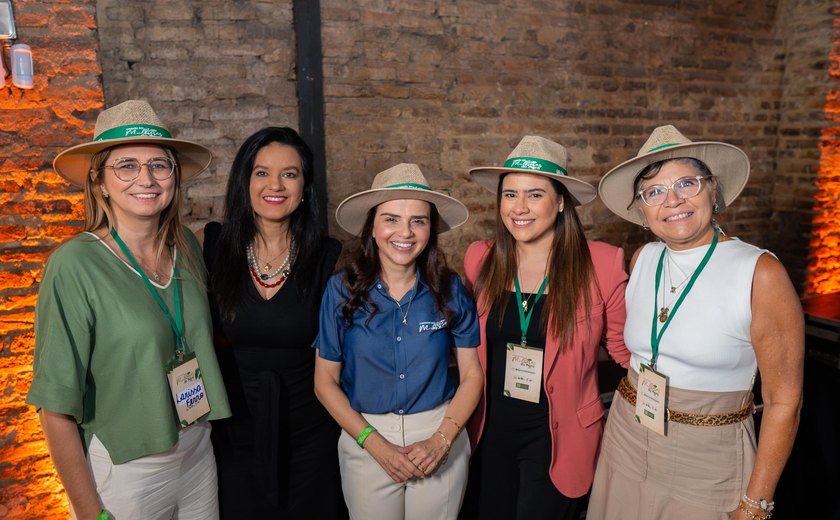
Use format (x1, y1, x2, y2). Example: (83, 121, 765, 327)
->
(385, 182, 431, 190)
(504, 156, 567, 176)
(95, 124, 172, 142)
(645, 142, 680, 153)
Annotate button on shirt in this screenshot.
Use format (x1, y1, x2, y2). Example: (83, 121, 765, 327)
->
(314, 271, 479, 415)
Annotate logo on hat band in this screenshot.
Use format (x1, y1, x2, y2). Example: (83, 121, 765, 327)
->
(503, 156, 567, 176)
(95, 124, 172, 142)
(386, 182, 432, 190)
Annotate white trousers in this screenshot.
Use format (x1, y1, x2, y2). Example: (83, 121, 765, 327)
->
(338, 401, 470, 520)
(77, 422, 218, 520)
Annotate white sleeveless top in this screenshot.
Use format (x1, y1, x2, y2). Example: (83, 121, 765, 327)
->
(624, 238, 768, 392)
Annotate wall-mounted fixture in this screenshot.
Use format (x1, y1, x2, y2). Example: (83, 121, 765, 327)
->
(0, 0, 33, 89)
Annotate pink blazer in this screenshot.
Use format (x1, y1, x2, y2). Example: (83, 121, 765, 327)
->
(463, 239, 630, 498)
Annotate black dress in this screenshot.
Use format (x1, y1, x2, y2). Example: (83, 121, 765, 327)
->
(203, 222, 347, 519)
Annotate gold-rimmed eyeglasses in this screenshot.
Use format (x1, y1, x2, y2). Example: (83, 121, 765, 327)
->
(104, 157, 175, 182)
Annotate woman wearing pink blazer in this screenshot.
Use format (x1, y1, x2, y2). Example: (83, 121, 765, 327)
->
(459, 136, 630, 520)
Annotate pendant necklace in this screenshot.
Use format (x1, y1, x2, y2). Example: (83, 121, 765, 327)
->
(519, 265, 548, 313)
(665, 253, 691, 294)
(392, 283, 418, 325)
(247, 242, 293, 287)
(659, 253, 691, 323)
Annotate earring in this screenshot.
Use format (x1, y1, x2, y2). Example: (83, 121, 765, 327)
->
(102, 190, 109, 198)
(300, 197, 305, 202)
(713, 201, 719, 214)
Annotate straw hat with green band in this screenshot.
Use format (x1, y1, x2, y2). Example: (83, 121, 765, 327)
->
(598, 125, 750, 226)
(53, 99, 213, 187)
(335, 163, 469, 237)
(468, 135, 597, 206)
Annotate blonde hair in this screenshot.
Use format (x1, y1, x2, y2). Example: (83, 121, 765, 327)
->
(85, 146, 204, 283)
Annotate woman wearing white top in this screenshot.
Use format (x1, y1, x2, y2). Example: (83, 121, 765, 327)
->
(588, 125, 804, 520)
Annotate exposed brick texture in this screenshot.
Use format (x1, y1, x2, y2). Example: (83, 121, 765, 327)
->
(2, 0, 837, 513)
(0, 1, 103, 517)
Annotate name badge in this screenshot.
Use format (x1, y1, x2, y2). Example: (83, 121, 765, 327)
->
(503, 342, 544, 404)
(635, 364, 668, 436)
(167, 352, 211, 427)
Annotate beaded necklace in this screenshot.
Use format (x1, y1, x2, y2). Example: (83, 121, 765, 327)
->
(247, 242, 292, 288)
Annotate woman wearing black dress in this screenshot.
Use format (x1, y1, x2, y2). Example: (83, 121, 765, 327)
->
(200, 127, 346, 518)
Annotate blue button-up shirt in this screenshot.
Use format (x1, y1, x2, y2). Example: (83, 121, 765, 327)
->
(314, 270, 479, 415)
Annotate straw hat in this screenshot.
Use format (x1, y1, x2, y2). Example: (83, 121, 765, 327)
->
(468, 136, 597, 206)
(53, 100, 213, 187)
(598, 125, 750, 225)
(335, 163, 469, 236)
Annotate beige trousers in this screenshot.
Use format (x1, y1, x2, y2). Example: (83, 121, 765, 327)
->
(338, 401, 470, 520)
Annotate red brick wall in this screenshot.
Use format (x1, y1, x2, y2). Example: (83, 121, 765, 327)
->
(2, 0, 837, 513)
(0, 1, 102, 517)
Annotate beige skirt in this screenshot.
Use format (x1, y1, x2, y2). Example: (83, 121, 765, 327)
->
(586, 370, 757, 520)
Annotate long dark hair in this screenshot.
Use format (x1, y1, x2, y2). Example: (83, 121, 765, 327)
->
(210, 127, 323, 321)
(473, 174, 595, 351)
(341, 203, 455, 326)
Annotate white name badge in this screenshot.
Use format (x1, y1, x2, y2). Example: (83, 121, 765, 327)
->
(167, 353, 211, 427)
(635, 364, 668, 436)
(503, 342, 544, 404)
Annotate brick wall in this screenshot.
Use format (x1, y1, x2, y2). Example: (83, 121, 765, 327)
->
(772, 0, 835, 292)
(2, 0, 837, 512)
(0, 1, 102, 517)
(96, 0, 300, 224)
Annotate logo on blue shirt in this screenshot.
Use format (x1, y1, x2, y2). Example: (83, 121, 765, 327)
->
(418, 319, 447, 333)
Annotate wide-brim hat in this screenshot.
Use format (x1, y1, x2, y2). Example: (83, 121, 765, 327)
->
(335, 163, 469, 236)
(53, 100, 213, 187)
(468, 135, 597, 206)
(598, 125, 750, 225)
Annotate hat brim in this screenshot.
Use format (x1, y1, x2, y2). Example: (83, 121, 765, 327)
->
(335, 187, 469, 237)
(598, 142, 750, 226)
(468, 167, 597, 206)
(53, 136, 213, 187)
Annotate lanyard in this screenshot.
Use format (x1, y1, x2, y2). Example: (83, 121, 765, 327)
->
(110, 228, 185, 356)
(649, 232, 718, 369)
(514, 275, 549, 346)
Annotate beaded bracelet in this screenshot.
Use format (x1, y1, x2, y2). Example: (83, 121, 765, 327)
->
(356, 424, 376, 448)
(96, 510, 112, 520)
(738, 501, 772, 520)
(742, 494, 774, 513)
(435, 430, 451, 449)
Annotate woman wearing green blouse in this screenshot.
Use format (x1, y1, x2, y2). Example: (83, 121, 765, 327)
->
(26, 100, 231, 520)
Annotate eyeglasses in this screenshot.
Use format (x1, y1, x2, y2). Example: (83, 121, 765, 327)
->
(636, 175, 708, 207)
(104, 157, 175, 182)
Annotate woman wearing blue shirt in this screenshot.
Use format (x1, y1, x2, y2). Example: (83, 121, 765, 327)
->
(314, 163, 483, 520)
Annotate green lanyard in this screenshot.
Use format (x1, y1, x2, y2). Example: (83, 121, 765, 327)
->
(110, 228, 185, 356)
(514, 275, 549, 346)
(649, 232, 718, 369)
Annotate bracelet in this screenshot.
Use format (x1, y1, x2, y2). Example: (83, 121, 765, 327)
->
(435, 430, 451, 449)
(356, 424, 376, 448)
(738, 501, 772, 520)
(742, 493, 774, 513)
(444, 416, 462, 431)
(96, 510, 111, 520)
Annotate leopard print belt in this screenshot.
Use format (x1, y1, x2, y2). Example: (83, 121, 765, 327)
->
(617, 376, 754, 427)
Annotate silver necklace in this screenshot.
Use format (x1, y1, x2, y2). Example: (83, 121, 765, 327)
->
(392, 284, 418, 325)
(247, 243, 291, 281)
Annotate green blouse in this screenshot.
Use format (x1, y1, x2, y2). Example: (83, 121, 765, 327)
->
(26, 230, 231, 464)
